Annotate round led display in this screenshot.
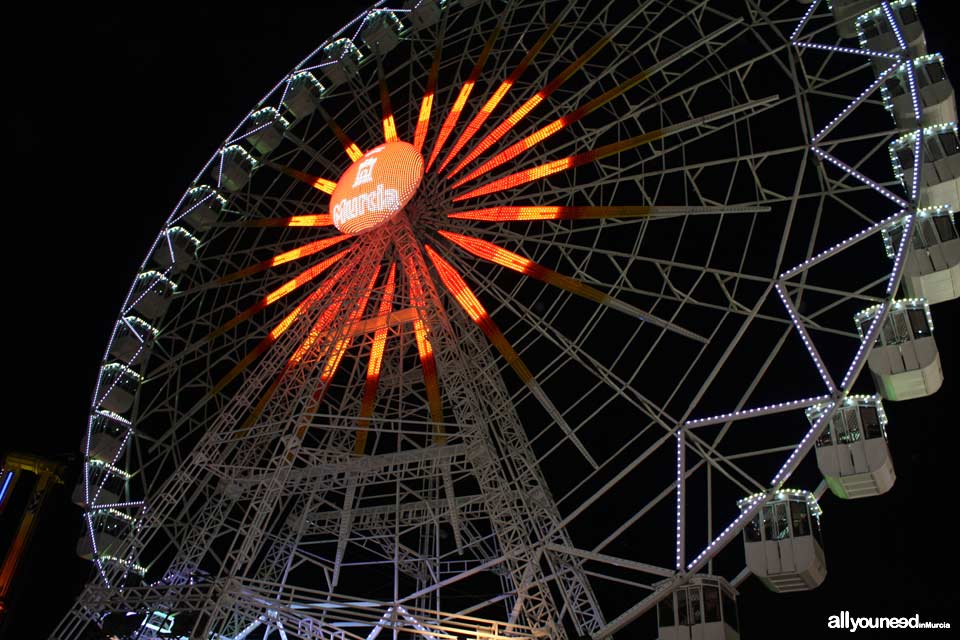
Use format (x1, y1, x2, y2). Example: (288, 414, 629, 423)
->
(329, 141, 425, 234)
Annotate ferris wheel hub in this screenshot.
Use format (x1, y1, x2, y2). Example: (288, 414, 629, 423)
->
(329, 140, 424, 234)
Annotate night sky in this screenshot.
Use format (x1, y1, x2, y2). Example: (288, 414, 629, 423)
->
(3, 2, 958, 638)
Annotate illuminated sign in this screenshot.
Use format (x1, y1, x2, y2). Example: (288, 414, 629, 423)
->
(330, 141, 424, 234)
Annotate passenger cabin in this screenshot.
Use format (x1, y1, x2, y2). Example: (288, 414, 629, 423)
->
(856, 0, 925, 73)
(71, 459, 128, 508)
(404, 0, 442, 30)
(96, 363, 142, 415)
(283, 72, 325, 121)
(76, 509, 133, 560)
(884, 207, 960, 303)
(828, 0, 882, 38)
(883, 54, 957, 128)
(244, 107, 289, 155)
(740, 490, 826, 592)
(657, 576, 739, 640)
(108, 316, 157, 367)
(890, 124, 960, 211)
(362, 10, 403, 54)
(808, 396, 895, 499)
(215, 145, 256, 192)
(152, 226, 200, 273)
(321, 38, 362, 87)
(84, 411, 133, 463)
(855, 299, 942, 400)
(178, 185, 226, 233)
(131, 270, 177, 319)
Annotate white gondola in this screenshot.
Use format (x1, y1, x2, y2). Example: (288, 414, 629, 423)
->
(740, 490, 826, 593)
(403, 0, 442, 30)
(177, 185, 226, 233)
(362, 10, 403, 55)
(808, 396, 895, 499)
(856, 0, 925, 73)
(214, 145, 256, 193)
(96, 363, 142, 415)
(283, 72, 325, 121)
(657, 576, 740, 640)
(827, 1, 881, 38)
(884, 206, 960, 303)
(321, 38, 362, 87)
(244, 107, 289, 155)
(108, 316, 158, 366)
(84, 411, 133, 463)
(855, 299, 942, 400)
(71, 459, 128, 508)
(131, 270, 177, 319)
(151, 226, 200, 273)
(76, 509, 133, 560)
(882, 54, 957, 128)
(890, 123, 960, 211)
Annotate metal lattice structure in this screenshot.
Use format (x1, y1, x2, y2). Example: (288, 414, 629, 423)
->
(56, 1, 957, 638)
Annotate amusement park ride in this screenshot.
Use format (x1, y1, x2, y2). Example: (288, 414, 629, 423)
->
(3, 0, 957, 638)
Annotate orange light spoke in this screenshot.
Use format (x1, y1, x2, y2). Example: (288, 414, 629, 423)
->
(448, 31, 617, 178)
(209, 249, 351, 340)
(320, 108, 364, 162)
(424, 245, 532, 381)
(245, 214, 333, 228)
(439, 230, 607, 304)
(355, 263, 397, 454)
(453, 129, 662, 202)
(448, 205, 652, 222)
(425, 244, 598, 467)
(452, 68, 652, 187)
(210, 259, 356, 393)
(218, 235, 352, 284)
(401, 253, 444, 441)
(275, 164, 338, 194)
(311, 266, 381, 402)
(414, 39, 443, 154)
(425, 17, 504, 173)
(380, 67, 398, 144)
(437, 15, 563, 174)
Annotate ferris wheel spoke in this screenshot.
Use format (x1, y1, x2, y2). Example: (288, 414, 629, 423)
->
(425, 8, 508, 174)
(317, 106, 364, 162)
(400, 250, 446, 443)
(448, 0, 661, 178)
(355, 264, 396, 455)
(452, 97, 778, 202)
(209, 254, 362, 395)
(424, 243, 598, 470)
(438, 229, 707, 343)
(217, 235, 352, 284)
(413, 35, 444, 155)
(267, 161, 338, 195)
(436, 7, 567, 175)
(450, 18, 745, 187)
(377, 61, 398, 144)
(241, 214, 333, 228)
(208, 249, 351, 340)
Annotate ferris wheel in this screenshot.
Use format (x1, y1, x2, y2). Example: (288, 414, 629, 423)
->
(54, 0, 959, 638)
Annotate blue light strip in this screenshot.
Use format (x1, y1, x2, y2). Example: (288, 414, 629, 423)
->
(0, 470, 15, 506)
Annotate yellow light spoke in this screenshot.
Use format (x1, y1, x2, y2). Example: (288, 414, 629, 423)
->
(218, 235, 351, 284)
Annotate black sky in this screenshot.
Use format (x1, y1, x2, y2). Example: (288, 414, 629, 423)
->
(2, 2, 958, 638)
